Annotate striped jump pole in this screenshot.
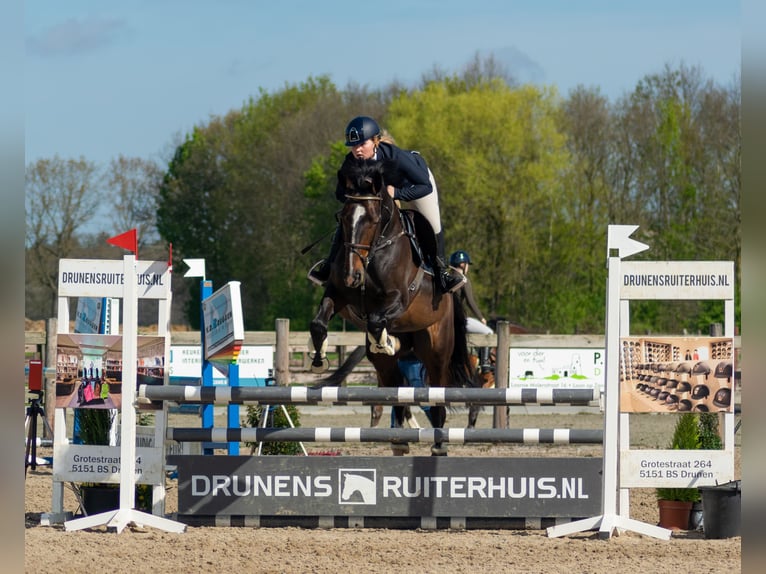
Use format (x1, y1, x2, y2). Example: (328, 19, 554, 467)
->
(166, 427, 603, 444)
(140, 385, 596, 406)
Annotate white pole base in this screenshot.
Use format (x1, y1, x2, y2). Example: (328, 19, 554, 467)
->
(64, 508, 186, 534)
(546, 513, 671, 540)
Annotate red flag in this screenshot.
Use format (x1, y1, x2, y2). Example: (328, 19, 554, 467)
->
(106, 229, 138, 256)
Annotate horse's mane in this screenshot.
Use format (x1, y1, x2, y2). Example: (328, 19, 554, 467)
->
(337, 156, 403, 196)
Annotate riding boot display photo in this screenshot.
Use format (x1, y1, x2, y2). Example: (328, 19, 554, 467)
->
(308, 225, 342, 286)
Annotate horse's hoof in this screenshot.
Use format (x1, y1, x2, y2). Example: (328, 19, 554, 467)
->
(310, 357, 330, 374)
(390, 442, 410, 455)
(431, 446, 448, 456)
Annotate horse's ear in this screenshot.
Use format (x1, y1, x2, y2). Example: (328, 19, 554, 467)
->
(380, 158, 404, 187)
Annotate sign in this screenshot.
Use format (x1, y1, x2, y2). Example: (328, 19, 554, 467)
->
(619, 336, 735, 413)
(171, 456, 602, 518)
(201, 281, 244, 362)
(53, 444, 163, 484)
(168, 345, 273, 386)
(620, 449, 734, 488)
(509, 348, 604, 392)
(134, 426, 201, 459)
(620, 261, 734, 300)
(73, 297, 103, 334)
(58, 259, 170, 299)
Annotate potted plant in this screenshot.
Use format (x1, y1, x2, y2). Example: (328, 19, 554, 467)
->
(76, 408, 153, 514)
(656, 412, 700, 530)
(76, 408, 120, 515)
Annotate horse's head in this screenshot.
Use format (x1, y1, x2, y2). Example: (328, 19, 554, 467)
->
(336, 158, 397, 288)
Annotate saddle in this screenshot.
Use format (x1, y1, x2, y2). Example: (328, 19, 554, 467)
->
(399, 209, 432, 271)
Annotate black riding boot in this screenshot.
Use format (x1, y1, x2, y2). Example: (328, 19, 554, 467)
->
(434, 231, 466, 293)
(478, 346, 492, 374)
(308, 226, 341, 286)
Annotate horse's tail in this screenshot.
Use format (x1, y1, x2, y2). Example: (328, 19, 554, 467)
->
(449, 293, 478, 388)
(310, 345, 367, 389)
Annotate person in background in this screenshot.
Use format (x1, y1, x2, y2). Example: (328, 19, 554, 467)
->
(390, 351, 432, 428)
(450, 250, 494, 373)
(308, 115, 465, 294)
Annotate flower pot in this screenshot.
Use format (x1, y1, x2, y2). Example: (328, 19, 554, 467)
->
(699, 480, 741, 539)
(657, 499, 693, 530)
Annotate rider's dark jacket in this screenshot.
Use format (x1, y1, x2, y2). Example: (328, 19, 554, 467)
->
(335, 142, 433, 203)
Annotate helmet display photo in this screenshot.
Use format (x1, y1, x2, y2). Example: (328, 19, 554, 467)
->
(345, 116, 380, 146)
(449, 250, 471, 267)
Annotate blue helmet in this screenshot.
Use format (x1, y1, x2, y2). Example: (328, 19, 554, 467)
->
(345, 116, 380, 146)
(449, 250, 472, 267)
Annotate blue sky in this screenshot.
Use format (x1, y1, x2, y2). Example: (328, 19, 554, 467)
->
(25, 0, 740, 167)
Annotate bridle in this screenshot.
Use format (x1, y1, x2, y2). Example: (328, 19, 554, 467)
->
(342, 192, 404, 268)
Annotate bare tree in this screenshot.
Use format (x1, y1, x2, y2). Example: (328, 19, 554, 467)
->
(25, 156, 101, 316)
(104, 155, 164, 247)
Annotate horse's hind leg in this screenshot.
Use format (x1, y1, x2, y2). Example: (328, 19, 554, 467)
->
(466, 405, 480, 429)
(429, 405, 448, 456)
(309, 295, 335, 373)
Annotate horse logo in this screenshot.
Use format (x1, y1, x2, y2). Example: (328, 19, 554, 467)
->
(339, 469, 376, 505)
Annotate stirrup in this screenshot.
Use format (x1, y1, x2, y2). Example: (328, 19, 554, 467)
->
(307, 260, 328, 287)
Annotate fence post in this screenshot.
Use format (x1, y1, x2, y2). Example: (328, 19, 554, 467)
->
(275, 318, 290, 386)
(493, 320, 510, 429)
(44, 318, 57, 439)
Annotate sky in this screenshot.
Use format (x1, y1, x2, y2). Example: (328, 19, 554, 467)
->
(25, 0, 741, 167)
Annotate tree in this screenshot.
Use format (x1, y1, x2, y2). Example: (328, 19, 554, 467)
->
(25, 156, 101, 317)
(157, 76, 390, 329)
(104, 155, 164, 247)
(610, 64, 741, 333)
(384, 77, 570, 331)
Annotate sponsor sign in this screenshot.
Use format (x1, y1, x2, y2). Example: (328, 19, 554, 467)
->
(509, 348, 604, 392)
(168, 345, 273, 386)
(620, 449, 734, 488)
(58, 259, 171, 299)
(620, 261, 734, 300)
(133, 426, 201, 460)
(73, 297, 103, 334)
(171, 456, 602, 518)
(201, 282, 244, 361)
(53, 444, 163, 484)
(619, 336, 735, 413)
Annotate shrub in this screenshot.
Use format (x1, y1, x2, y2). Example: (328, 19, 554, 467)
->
(244, 403, 302, 455)
(656, 413, 701, 502)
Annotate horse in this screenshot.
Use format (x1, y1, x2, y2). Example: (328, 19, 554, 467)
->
(309, 157, 475, 455)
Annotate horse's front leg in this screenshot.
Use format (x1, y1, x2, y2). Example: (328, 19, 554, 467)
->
(366, 302, 405, 356)
(309, 294, 336, 373)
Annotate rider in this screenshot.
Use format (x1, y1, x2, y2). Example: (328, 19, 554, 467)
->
(450, 250, 494, 374)
(308, 115, 465, 294)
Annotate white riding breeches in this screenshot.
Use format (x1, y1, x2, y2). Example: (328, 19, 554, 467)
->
(466, 317, 494, 335)
(399, 168, 441, 235)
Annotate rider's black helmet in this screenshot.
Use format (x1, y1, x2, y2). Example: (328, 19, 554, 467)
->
(450, 250, 472, 267)
(345, 116, 380, 146)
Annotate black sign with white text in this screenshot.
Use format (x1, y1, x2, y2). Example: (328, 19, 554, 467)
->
(170, 456, 602, 518)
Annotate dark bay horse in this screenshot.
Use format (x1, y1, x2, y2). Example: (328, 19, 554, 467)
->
(309, 157, 475, 455)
